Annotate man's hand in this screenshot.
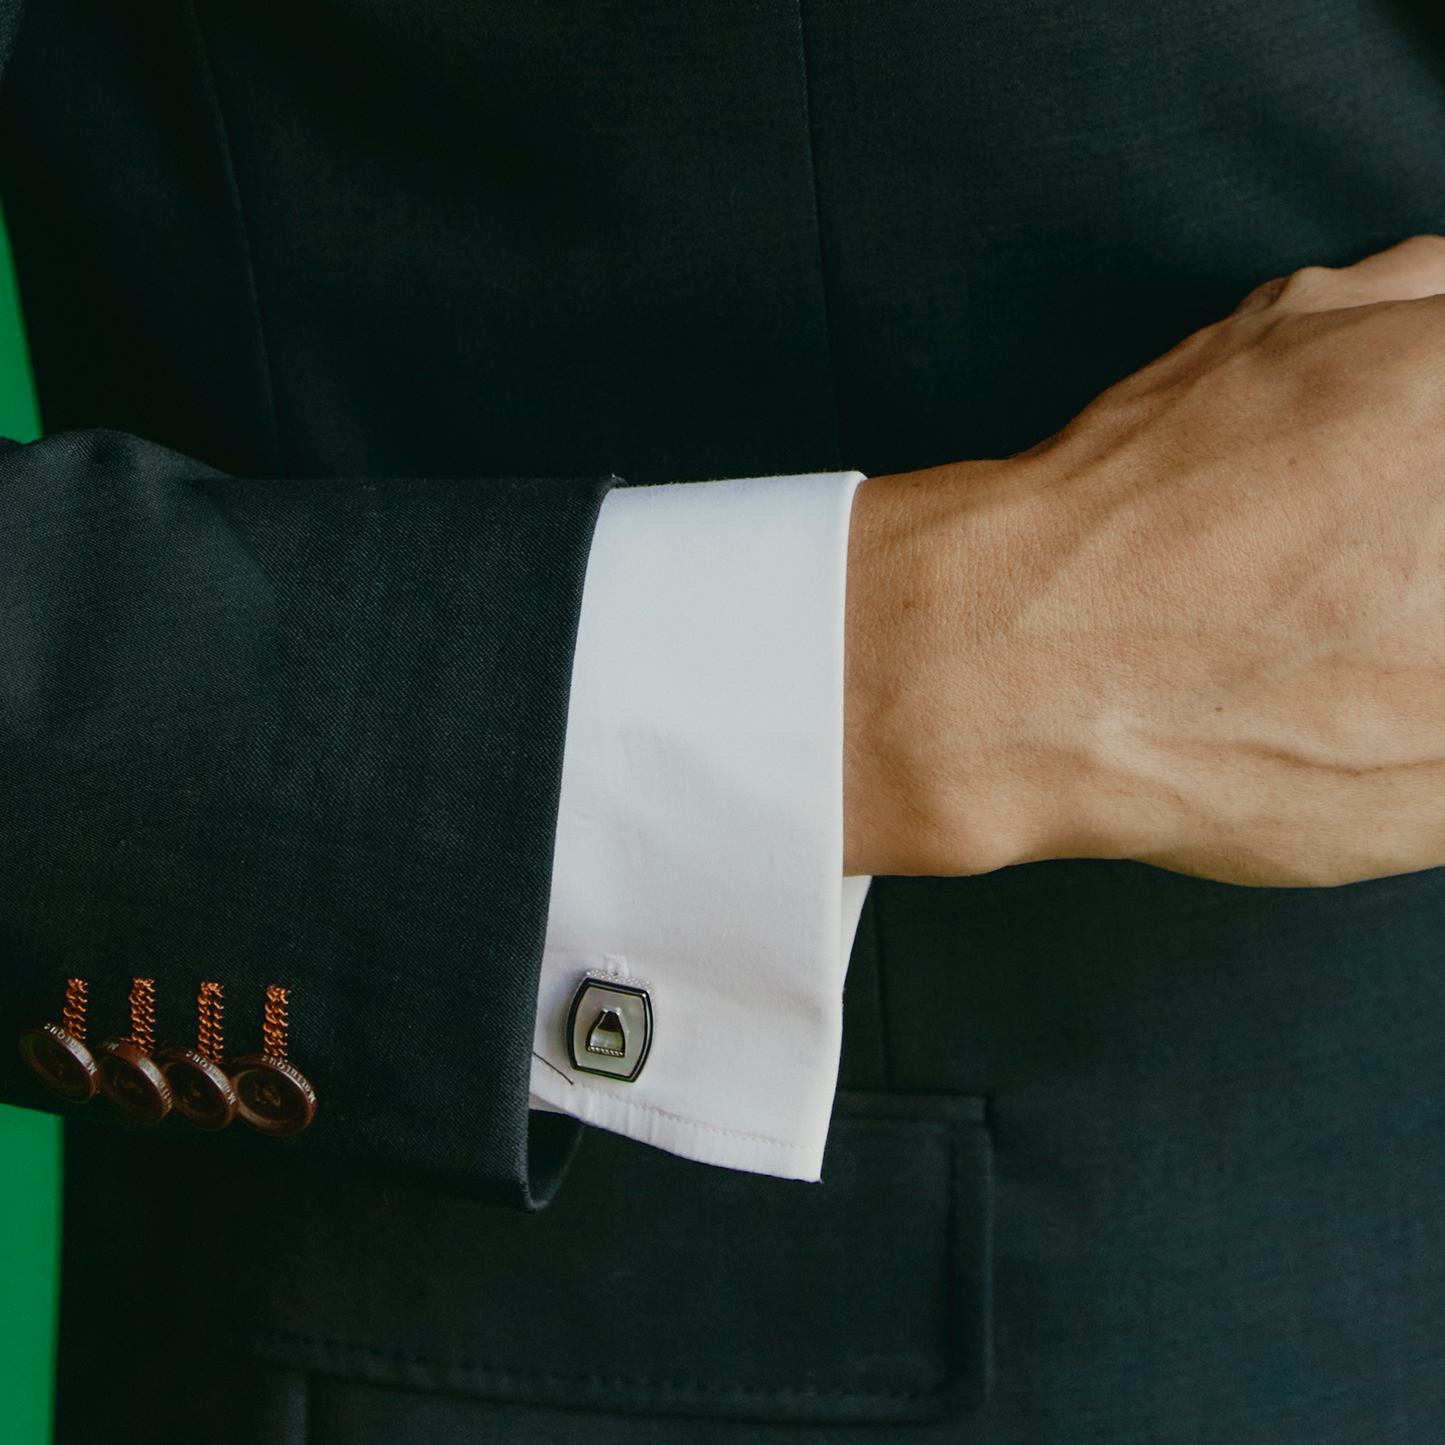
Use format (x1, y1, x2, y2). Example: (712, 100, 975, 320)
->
(845, 236, 1445, 885)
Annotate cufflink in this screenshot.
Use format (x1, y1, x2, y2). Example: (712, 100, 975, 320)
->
(157, 982, 238, 1131)
(96, 979, 173, 1126)
(566, 975, 653, 1082)
(231, 986, 317, 1137)
(18, 979, 100, 1104)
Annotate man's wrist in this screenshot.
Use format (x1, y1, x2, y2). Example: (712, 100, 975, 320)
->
(842, 459, 1112, 878)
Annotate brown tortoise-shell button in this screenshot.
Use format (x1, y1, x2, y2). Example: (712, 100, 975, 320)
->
(230, 1054, 316, 1138)
(96, 1039, 173, 1125)
(156, 1046, 238, 1131)
(18, 1023, 100, 1104)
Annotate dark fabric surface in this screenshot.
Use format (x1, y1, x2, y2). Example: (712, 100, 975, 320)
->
(0, 0, 843, 483)
(55, 868, 1445, 1444)
(0, 0, 1442, 1437)
(876, 865, 1445, 1443)
(56, 1091, 990, 1437)
(0, 427, 609, 1203)
(0, 93, 611, 1206)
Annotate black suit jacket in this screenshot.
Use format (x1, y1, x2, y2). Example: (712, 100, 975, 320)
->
(2, 1, 1445, 1441)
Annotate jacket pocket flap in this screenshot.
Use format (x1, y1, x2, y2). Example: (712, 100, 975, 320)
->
(241, 1091, 992, 1426)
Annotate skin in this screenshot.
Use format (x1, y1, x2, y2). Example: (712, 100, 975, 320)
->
(844, 235, 1445, 886)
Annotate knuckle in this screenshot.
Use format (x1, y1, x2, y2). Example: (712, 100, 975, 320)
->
(1247, 275, 1289, 311)
(1395, 233, 1445, 257)
(1238, 266, 1338, 318)
(1281, 264, 1333, 298)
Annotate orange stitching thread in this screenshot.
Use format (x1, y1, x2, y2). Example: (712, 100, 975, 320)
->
(129, 979, 157, 1054)
(63, 979, 88, 1044)
(263, 986, 289, 1061)
(197, 982, 224, 1063)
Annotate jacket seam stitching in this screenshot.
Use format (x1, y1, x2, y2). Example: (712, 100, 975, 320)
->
(248, 1327, 949, 1402)
(185, 0, 287, 476)
(792, 0, 845, 470)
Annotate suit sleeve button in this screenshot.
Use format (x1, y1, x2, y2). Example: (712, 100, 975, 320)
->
(18, 1023, 99, 1103)
(157, 1047, 238, 1130)
(96, 1039, 173, 1125)
(231, 1055, 317, 1137)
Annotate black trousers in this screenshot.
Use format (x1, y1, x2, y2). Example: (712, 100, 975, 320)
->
(56, 863, 1445, 1444)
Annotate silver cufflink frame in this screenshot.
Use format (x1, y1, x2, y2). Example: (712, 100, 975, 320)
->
(566, 975, 653, 1082)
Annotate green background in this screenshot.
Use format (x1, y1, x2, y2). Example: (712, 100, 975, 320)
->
(0, 200, 60, 1445)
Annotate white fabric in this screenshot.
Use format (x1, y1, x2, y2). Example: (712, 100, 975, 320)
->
(529, 472, 869, 1181)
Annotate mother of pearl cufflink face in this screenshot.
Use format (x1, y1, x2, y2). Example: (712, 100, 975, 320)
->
(566, 977, 653, 1082)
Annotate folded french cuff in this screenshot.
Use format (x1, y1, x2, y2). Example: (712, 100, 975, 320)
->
(529, 473, 869, 1181)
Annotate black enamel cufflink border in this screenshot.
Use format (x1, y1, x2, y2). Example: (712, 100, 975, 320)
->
(566, 975, 653, 1082)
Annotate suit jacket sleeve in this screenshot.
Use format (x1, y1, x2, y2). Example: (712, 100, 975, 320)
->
(0, 425, 611, 1207)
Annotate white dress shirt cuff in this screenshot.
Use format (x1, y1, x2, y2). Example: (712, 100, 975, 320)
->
(529, 472, 868, 1181)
